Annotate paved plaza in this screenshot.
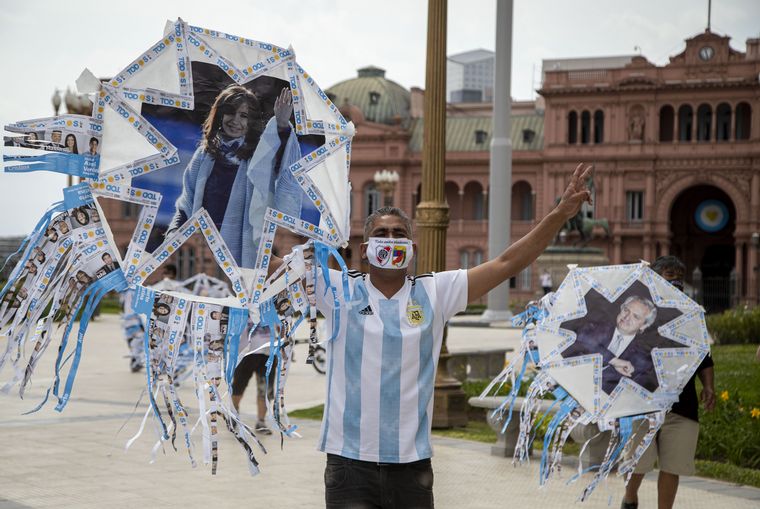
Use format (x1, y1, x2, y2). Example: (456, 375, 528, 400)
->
(1, 315, 758, 508)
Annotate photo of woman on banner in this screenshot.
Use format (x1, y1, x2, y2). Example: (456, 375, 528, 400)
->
(64, 134, 79, 154)
(136, 62, 321, 269)
(167, 83, 303, 268)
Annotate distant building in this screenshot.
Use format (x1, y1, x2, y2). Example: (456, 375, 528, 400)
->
(0, 236, 25, 282)
(447, 49, 495, 103)
(97, 29, 759, 312)
(323, 30, 759, 311)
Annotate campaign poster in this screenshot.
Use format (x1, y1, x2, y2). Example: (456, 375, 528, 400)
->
(559, 280, 684, 395)
(133, 62, 322, 269)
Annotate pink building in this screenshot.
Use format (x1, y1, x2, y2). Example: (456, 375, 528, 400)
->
(326, 30, 760, 312)
(98, 29, 759, 313)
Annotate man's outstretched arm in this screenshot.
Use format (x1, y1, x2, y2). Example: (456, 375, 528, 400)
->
(467, 163, 592, 303)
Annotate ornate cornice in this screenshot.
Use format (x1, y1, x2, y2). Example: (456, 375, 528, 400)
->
(655, 168, 753, 203)
(539, 78, 758, 96)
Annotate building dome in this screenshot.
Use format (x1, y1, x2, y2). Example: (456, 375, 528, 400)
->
(327, 66, 410, 126)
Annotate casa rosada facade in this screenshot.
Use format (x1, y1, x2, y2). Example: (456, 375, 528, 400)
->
(99, 30, 760, 312)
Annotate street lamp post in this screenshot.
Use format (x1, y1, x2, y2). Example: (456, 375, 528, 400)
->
(373, 169, 399, 207)
(416, 0, 468, 429)
(51, 89, 62, 116)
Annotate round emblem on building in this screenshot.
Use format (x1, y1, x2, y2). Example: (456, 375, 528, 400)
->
(699, 46, 715, 61)
(695, 199, 729, 232)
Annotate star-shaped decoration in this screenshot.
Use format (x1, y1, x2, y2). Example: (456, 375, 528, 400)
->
(535, 264, 709, 419)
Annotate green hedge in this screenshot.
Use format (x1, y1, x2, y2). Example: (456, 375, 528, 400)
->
(706, 307, 760, 345)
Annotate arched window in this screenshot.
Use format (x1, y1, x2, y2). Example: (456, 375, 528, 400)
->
(659, 105, 674, 142)
(568, 111, 578, 144)
(364, 183, 381, 218)
(511, 181, 533, 221)
(412, 183, 422, 218)
(678, 105, 693, 141)
(463, 181, 485, 220)
(696, 104, 712, 141)
(460, 250, 470, 269)
(177, 246, 195, 280)
(580, 110, 591, 144)
(459, 249, 483, 269)
(715, 103, 731, 141)
(445, 181, 461, 220)
(122, 201, 140, 218)
(593, 110, 604, 144)
(736, 102, 752, 140)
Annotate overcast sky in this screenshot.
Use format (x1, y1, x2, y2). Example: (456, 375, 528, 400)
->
(1, 0, 758, 235)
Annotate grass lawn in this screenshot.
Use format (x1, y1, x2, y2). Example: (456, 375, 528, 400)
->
(705, 344, 760, 401)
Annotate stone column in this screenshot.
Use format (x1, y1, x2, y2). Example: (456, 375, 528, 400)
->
(749, 174, 760, 303)
(711, 108, 717, 142)
(735, 242, 744, 303)
(613, 236, 623, 265)
(482, 0, 514, 321)
(415, 0, 467, 429)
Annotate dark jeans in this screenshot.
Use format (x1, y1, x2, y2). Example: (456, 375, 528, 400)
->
(324, 454, 434, 509)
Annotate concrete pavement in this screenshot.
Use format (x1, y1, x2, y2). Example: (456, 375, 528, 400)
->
(1, 315, 758, 508)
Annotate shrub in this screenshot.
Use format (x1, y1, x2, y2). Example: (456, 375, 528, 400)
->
(697, 390, 760, 469)
(696, 344, 760, 470)
(706, 306, 760, 345)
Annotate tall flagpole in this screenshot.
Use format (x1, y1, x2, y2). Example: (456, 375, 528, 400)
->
(482, 0, 514, 321)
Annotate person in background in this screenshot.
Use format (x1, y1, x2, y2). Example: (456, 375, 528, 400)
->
(621, 255, 716, 509)
(540, 269, 553, 295)
(231, 327, 276, 435)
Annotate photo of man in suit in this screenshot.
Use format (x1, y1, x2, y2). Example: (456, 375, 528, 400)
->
(560, 288, 678, 394)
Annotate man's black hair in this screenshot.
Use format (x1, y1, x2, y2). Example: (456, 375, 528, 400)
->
(363, 206, 413, 240)
(651, 256, 686, 276)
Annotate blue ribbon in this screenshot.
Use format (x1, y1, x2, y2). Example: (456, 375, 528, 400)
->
(538, 392, 577, 485)
(132, 285, 169, 439)
(223, 307, 248, 386)
(0, 201, 65, 300)
(4, 152, 98, 179)
(313, 241, 350, 343)
(54, 270, 128, 412)
(493, 349, 533, 434)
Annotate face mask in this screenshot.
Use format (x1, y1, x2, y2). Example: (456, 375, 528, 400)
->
(366, 237, 413, 270)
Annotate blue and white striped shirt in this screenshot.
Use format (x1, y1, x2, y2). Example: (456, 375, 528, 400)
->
(316, 269, 468, 463)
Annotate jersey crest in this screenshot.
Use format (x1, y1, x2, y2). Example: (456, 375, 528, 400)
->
(406, 300, 424, 326)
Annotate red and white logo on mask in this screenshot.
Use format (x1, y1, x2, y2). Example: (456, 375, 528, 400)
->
(367, 237, 413, 269)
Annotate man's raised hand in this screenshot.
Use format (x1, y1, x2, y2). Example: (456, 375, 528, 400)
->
(556, 163, 593, 220)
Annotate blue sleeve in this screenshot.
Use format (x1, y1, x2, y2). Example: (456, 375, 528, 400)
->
(273, 126, 304, 218)
(171, 147, 204, 228)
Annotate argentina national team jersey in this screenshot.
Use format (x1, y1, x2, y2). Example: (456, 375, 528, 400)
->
(315, 269, 468, 463)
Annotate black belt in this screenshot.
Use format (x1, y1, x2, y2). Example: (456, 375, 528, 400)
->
(328, 453, 430, 470)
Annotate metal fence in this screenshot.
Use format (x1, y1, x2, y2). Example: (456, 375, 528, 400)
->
(694, 275, 736, 314)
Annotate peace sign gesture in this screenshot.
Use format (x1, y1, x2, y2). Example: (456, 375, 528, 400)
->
(556, 163, 593, 220)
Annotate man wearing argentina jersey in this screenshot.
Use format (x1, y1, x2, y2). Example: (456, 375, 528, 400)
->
(316, 163, 594, 508)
